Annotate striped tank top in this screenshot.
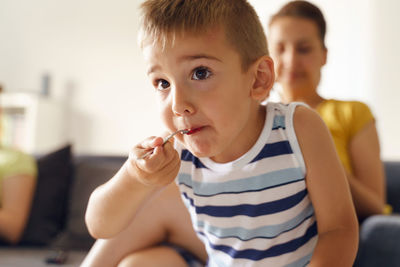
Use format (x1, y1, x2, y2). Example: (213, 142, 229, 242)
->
(177, 102, 318, 267)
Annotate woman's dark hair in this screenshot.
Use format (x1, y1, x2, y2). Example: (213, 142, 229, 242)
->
(269, 0, 327, 48)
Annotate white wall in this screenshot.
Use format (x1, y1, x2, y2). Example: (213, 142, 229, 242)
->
(369, 0, 400, 161)
(0, 0, 399, 159)
(0, 0, 160, 155)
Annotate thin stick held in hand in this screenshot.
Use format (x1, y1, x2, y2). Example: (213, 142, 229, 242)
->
(138, 129, 189, 159)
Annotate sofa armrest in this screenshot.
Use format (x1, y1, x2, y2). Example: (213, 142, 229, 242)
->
(356, 215, 400, 267)
(384, 161, 400, 213)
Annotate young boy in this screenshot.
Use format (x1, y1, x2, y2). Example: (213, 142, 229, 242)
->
(84, 0, 359, 266)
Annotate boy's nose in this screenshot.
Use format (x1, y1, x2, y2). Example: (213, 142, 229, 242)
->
(171, 87, 195, 116)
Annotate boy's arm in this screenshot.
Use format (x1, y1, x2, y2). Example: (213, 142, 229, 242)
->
(85, 136, 181, 239)
(294, 106, 359, 267)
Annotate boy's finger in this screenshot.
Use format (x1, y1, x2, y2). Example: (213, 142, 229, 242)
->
(137, 146, 165, 172)
(165, 135, 177, 144)
(140, 136, 164, 149)
(163, 141, 176, 158)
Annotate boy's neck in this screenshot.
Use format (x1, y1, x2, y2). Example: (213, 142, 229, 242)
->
(211, 104, 266, 163)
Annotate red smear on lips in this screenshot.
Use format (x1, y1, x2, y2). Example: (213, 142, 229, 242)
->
(186, 127, 203, 135)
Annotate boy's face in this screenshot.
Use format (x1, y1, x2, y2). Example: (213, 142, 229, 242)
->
(143, 27, 264, 163)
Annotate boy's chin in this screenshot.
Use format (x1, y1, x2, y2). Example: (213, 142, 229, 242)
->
(183, 143, 212, 158)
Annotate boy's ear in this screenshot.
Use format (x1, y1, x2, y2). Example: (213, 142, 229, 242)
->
(250, 56, 275, 101)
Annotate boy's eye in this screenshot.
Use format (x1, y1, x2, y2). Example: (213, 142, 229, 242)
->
(192, 67, 212, 80)
(156, 79, 170, 91)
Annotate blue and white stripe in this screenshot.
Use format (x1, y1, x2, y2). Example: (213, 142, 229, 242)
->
(177, 102, 317, 266)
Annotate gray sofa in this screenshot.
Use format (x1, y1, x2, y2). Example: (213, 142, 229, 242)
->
(0, 144, 399, 266)
(0, 145, 126, 267)
(355, 161, 400, 267)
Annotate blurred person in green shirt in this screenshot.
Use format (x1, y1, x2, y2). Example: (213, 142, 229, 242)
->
(0, 94, 37, 244)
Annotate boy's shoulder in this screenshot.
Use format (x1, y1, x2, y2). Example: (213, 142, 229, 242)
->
(265, 101, 308, 110)
(265, 101, 311, 120)
(292, 103, 323, 129)
(291, 104, 332, 150)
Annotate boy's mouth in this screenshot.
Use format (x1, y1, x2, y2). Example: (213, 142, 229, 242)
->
(185, 127, 203, 135)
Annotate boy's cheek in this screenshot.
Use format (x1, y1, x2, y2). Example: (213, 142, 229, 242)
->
(159, 108, 175, 130)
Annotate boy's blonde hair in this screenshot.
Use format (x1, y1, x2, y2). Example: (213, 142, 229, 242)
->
(139, 0, 268, 71)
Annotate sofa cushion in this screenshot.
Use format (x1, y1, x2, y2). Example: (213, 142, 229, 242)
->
(51, 156, 126, 250)
(19, 144, 73, 246)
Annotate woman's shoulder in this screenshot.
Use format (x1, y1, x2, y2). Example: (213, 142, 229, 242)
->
(0, 147, 37, 177)
(320, 99, 372, 113)
(318, 99, 373, 120)
(318, 99, 374, 136)
(0, 146, 33, 160)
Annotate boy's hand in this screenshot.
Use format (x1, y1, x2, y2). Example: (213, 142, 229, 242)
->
(125, 136, 181, 187)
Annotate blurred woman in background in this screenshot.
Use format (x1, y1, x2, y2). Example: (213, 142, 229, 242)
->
(268, 0, 389, 221)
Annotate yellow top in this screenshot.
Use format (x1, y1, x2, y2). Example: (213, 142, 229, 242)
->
(316, 100, 391, 215)
(0, 147, 37, 207)
(316, 99, 374, 174)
